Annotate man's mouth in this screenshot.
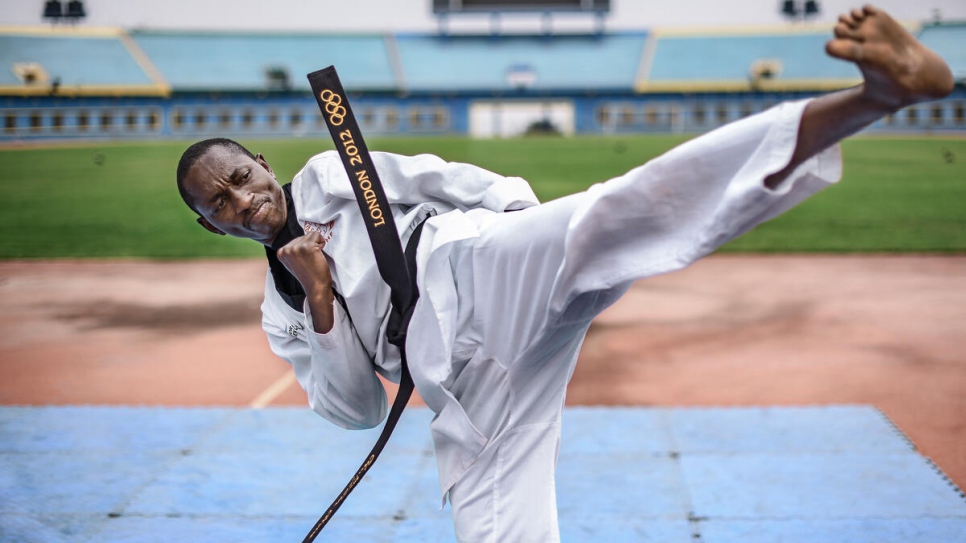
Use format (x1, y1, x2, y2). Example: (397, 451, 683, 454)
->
(245, 200, 268, 230)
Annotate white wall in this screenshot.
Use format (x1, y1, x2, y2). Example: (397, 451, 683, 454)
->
(3, 0, 964, 32)
(469, 100, 576, 138)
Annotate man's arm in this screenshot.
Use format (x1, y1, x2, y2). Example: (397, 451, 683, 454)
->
(309, 151, 540, 213)
(266, 232, 386, 429)
(262, 272, 388, 430)
(270, 236, 389, 429)
(374, 152, 541, 211)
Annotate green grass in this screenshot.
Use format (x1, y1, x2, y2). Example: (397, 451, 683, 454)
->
(1, 134, 963, 258)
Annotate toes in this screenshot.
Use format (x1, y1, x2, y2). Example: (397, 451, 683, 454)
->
(833, 23, 864, 41)
(825, 38, 864, 62)
(851, 8, 866, 21)
(862, 4, 880, 16)
(839, 14, 858, 29)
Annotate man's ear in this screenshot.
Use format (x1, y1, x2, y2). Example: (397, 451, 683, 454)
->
(197, 216, 226, 236)
(255, 153, 274, 177)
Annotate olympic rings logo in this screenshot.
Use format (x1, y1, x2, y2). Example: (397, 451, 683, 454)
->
(319, 89, 346, 126)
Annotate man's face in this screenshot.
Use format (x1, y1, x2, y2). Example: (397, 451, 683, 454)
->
(182, 146, 287, 246)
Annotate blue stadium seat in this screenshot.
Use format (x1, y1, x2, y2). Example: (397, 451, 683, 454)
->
(0, 33, 153, 86)
(646, 30, 861, 88)
(132, 32, 396, 91)
(395, 33, 647, 91)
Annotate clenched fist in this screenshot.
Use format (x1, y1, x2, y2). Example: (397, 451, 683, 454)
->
(277, 231, 335, 333)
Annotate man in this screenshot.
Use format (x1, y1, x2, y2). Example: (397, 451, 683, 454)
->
(177, 6, 953, 541)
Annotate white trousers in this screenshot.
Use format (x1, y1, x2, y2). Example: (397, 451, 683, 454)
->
(445, 189, 629, 543)
(441, 99, 841, 542)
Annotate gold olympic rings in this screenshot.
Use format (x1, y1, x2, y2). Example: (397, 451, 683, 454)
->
(319, 89, 346, 126)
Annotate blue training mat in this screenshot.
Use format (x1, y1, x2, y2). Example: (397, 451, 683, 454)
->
(1, 405, 964, 543)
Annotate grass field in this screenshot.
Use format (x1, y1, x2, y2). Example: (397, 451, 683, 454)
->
(1, 134, 964, 258)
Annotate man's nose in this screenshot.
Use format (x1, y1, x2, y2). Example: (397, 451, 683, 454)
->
(230, 187, 254, 214)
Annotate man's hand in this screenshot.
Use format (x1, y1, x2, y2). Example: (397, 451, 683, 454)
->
(277, 231, 335, 333)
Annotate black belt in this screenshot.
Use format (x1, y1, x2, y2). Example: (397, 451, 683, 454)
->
(300, 66, 419, 542)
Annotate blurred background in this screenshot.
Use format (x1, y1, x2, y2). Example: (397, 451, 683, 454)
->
(2, 0, 964, 259)
(1, 3, 965, 540)
(1, 0, 964, 145)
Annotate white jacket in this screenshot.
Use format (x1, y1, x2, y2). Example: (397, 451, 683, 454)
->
(260, 151, 539, 430)
(260, 99, 843, 503)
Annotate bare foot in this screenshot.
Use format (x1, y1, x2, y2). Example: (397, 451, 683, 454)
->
(825, 5, 954, 110)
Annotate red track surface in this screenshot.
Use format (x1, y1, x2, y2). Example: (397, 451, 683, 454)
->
(1, 256, 963, 488)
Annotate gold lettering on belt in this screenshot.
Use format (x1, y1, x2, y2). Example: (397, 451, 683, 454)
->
(355, 169, 386, 227)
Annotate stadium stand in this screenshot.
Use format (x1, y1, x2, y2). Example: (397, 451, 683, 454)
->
(0, 20, 963, 142)
(641, 27, 861, 92)
(131, 31, 396, 92)
(0, 27, 166, 96)
(395, 33, 646, 92)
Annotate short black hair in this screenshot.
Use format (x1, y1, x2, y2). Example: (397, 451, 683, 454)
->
(176, 138, 255, 214)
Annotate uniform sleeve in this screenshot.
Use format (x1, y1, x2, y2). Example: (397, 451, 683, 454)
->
(315, 151, 540, 212)
(261, 275, 387, 430)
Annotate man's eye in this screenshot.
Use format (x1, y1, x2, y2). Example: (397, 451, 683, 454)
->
(215, 198, 226, 211)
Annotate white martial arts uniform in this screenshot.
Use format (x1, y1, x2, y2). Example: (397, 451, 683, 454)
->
(261, 99, 842, 542)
